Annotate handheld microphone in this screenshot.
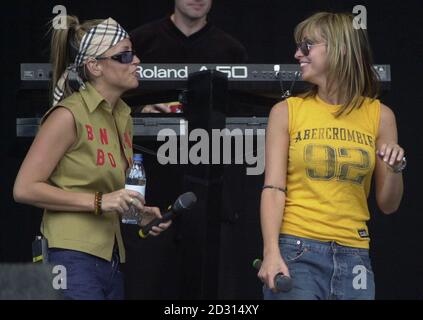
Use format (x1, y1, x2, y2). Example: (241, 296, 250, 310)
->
(138, 192, 197, 238)
(253, 258, 293, 292)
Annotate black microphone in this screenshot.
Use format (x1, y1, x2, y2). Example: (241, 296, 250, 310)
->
(253, 258, 293, 292)
(138, 192, 197, 238)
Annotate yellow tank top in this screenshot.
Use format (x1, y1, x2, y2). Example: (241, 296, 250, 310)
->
(281, 95, 380, 248)
(40, 82, 134, 262)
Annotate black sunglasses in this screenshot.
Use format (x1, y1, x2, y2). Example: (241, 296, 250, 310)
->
(96, 50, 136, 64)
(296, 40, 325, 56)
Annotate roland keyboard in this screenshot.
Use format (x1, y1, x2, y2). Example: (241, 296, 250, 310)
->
(20, 63, 391, 93)
(16, 117, 268, 138)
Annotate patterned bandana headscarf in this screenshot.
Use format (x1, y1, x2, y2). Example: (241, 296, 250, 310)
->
(53, 17, 129, 106)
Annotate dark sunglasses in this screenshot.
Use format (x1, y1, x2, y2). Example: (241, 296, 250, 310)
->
(96, 50, 136, 64)
(296, 40, 325, 56)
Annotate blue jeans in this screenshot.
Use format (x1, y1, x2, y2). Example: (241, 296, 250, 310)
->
(263, 234, 375, 300)
(48, 248, 124, 300)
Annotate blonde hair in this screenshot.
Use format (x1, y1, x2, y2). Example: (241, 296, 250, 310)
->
(294, 12, 379, 117)
(49, 16, 103, 103)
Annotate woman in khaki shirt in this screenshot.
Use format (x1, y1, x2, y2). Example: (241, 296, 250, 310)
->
(13, 16, 171, 300)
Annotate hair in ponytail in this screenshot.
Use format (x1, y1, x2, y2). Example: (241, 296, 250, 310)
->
(49, 16, 102, 103)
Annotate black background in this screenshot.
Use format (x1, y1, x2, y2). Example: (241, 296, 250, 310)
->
(1, 0, 422, 299)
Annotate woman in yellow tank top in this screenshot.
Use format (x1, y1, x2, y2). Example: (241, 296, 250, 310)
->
(13, 16, 171, 299)
(258, 12, 405, 300)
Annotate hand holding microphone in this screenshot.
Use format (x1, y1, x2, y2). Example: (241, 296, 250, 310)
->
(137, 206, 171, 237)
(253, 258, 293, 292)
(138, 192, 197, 238)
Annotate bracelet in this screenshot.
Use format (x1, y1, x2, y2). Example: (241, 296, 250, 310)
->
(389, 156, 407, 173)
(262, 185, 287, 194)
(94, 192, 103, 215)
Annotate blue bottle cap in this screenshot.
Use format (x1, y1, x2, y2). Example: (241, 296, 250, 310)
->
(133, 153, 143, 162)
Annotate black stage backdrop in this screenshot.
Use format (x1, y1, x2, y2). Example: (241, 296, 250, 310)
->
(1, 0, 422, 299)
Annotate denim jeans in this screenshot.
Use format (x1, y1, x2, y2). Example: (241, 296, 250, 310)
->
(48, 248, 124, 300)
(263, 234, 375, 300)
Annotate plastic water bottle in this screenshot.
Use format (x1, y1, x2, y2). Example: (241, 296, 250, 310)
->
(122, 153, 146, 224)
